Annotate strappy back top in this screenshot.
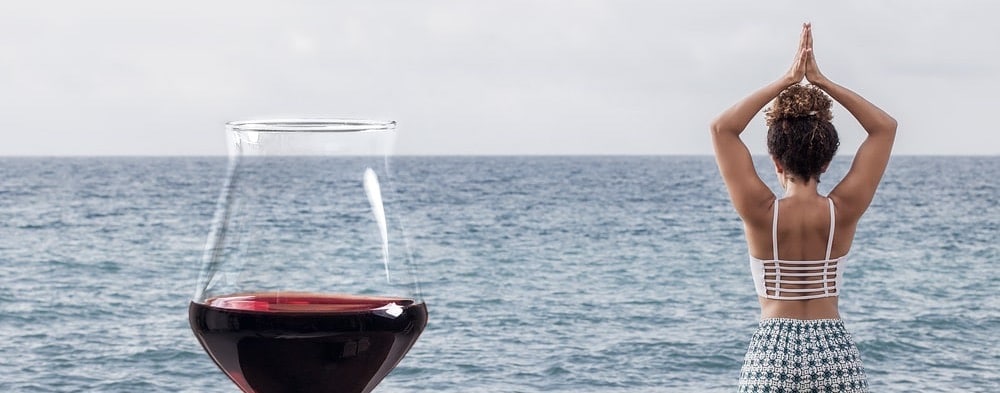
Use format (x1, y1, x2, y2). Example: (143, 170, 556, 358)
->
(749, 198, 847, 300)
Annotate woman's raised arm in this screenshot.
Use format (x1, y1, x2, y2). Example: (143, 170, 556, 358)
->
(710, 24, 810, 223)
(804, 25, 898, 222)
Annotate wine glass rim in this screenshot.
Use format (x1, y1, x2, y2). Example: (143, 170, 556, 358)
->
(227, 118, 396, 133)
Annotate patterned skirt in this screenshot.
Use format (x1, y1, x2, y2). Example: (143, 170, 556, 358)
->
(739, 318, 868, 393)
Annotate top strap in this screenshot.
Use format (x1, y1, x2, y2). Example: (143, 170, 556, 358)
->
(772, 199, 780, 260)
(825, 198, 836, 260)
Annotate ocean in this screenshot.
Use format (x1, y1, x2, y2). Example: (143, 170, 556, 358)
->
(0, 156, 997, 392)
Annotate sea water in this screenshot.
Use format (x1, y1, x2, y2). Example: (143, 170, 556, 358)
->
(0, 156, 996, 392)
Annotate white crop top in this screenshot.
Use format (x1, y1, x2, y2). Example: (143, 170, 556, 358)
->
(749, 198, 847, 300)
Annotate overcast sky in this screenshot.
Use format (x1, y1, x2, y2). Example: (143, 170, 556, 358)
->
(1, 1, 997, 156)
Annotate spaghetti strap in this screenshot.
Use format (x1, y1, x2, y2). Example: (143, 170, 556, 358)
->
(772, 199, 780, 260)
(825, 198, 836, 260)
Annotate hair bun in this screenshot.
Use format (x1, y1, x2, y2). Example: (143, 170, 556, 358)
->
(765, 84, 833, 126)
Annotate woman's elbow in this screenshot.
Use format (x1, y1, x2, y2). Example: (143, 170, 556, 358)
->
(709, 117, 727, 135)
(881, 116, 898, 135)
(867, 115, 897, 137)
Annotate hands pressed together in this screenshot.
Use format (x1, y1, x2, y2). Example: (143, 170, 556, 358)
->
(785, 23, 827, 86)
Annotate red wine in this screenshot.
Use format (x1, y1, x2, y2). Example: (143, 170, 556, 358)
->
(189, 293, 427, 393)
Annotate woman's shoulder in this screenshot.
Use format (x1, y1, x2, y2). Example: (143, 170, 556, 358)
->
(827, 192, 865, 227)
(740, 194, 778, 230)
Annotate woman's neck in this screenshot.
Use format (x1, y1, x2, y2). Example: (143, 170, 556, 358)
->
(782, 177, 820, 198)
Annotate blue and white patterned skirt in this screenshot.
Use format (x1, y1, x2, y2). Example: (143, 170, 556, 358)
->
(739, 318, 868, 393)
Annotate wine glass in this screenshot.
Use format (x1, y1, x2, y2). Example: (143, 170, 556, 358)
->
(189, 119, 427, 393)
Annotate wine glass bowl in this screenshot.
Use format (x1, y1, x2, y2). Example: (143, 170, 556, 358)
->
(189, 119, 426, 393)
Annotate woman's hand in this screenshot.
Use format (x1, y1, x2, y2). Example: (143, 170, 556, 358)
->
(782, 23, 810, 86)
(802, 23, 828, 85)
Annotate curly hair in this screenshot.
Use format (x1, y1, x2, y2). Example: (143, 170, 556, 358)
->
(765, 84, 839, 183)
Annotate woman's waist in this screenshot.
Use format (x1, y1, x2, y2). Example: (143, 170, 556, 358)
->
(758, 296, 840, 320)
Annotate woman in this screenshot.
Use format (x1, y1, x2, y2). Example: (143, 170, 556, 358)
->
(711, 24, 896, 392)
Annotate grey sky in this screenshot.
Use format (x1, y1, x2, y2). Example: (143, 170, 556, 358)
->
(1, 1, 997, 156)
